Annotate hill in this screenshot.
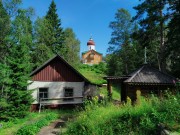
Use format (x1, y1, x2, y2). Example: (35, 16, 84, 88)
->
(78, 63, 107, 85)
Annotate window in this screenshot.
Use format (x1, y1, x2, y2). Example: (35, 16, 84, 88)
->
(64, 88, 74, 101)
(39, 88, 48, 102)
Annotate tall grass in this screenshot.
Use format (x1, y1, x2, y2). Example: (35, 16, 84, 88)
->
(100, 84, 120, 100)
(64, 92, 180, 135)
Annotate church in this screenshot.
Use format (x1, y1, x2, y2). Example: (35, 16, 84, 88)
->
(81, 37, 103, 65)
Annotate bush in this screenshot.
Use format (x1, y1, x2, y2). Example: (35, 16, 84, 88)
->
(64, 92, 180, 135)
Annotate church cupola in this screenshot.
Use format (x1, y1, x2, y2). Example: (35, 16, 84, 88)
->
(87, 37, 95, 50)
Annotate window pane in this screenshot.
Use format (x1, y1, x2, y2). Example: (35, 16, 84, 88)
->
(39, 88, 48, 102)
(39, 88, 48, 92)
(39, 93, 43, 98)
(44, 93, 48, 98)
(64, 88, 73, 101)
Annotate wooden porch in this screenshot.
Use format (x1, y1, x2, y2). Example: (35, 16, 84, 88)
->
(38, 96, 83, 112)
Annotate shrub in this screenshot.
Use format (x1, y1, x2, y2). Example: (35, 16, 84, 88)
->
(64, 92, 180, 135)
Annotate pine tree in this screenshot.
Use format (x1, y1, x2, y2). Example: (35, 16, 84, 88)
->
(132, 0, 169, 71)
(45, 0, 65, 56)
(166, 0, 180, 77)
(108, 8, 132, 50)
(107, 8, 140, 75)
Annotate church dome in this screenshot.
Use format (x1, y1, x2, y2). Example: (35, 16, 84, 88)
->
(87, 38, 95, 46)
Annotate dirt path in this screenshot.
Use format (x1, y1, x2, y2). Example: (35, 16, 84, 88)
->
(37, 118, 67, 135)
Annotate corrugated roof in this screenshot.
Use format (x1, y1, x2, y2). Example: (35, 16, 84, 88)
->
(124, 64, 177, 84)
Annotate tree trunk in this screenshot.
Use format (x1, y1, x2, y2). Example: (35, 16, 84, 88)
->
(159, 0, 166, 72)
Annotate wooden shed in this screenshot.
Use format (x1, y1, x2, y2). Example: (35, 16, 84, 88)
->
(106, 64, 177, 102)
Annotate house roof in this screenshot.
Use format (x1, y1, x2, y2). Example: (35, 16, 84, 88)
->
(30, 54, 90, 83)
(124, 64, 177, 84)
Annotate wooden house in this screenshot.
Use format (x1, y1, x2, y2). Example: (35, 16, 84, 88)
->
(106, 64, 177, 102)
(82, 37, 102, 65)
(28, 55, 97, 111)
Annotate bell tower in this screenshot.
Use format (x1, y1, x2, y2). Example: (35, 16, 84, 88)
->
(87, 37, 95, 50)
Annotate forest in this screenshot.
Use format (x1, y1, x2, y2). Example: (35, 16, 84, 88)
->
(0, 0, 180, 134)
(106, 0, 180, 77)
(0, 0, 81, 120)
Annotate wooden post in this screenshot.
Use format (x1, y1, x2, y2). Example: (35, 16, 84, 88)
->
(107, 80, 112, 101)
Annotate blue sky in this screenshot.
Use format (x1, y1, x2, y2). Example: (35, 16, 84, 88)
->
(22, 0, 139, 56)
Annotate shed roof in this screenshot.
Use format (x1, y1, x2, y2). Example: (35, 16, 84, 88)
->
(124, 64, 177, 84)
(105, 76, 130, 80)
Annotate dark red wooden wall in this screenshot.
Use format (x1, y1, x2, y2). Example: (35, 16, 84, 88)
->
(32, 57, 84, 82)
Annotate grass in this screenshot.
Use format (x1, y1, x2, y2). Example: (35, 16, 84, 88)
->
(78, 64, 107, 85)
(16, 110, 59, 135)
(64, 92, 180, 135)
(79, 69, 106, 85)
(0, 108, 82, 135)
(0, 110, 59, 135)
(100, 84, 120, 100)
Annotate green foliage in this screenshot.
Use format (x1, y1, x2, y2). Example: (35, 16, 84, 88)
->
(166, 0, 180, 78)
(45, 0, 65, 55)
(107, 8, 142, 76)
(108, 8, 132, 47)
(78, 63, 107, 85)
(106, 53, 123, 76)
(63, 28, 80, 68)
(0, 8, 34, 121)
(64, 92, 180, 135)
(0, 0, 10, 60)
(32, 1, 76, 69)
(100, 85, 120, 100)
(2, 0, 22, 17)
(32, 17, 54, 68)
(131, 0, 180, 76)
(79, 62, 107, 75)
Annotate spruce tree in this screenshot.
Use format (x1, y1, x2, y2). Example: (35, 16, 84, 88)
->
(0, 9, 34, 120)
(32, 17, 54, 68)
(0, 0, 11, 113)
(45, 0, 65, 56)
